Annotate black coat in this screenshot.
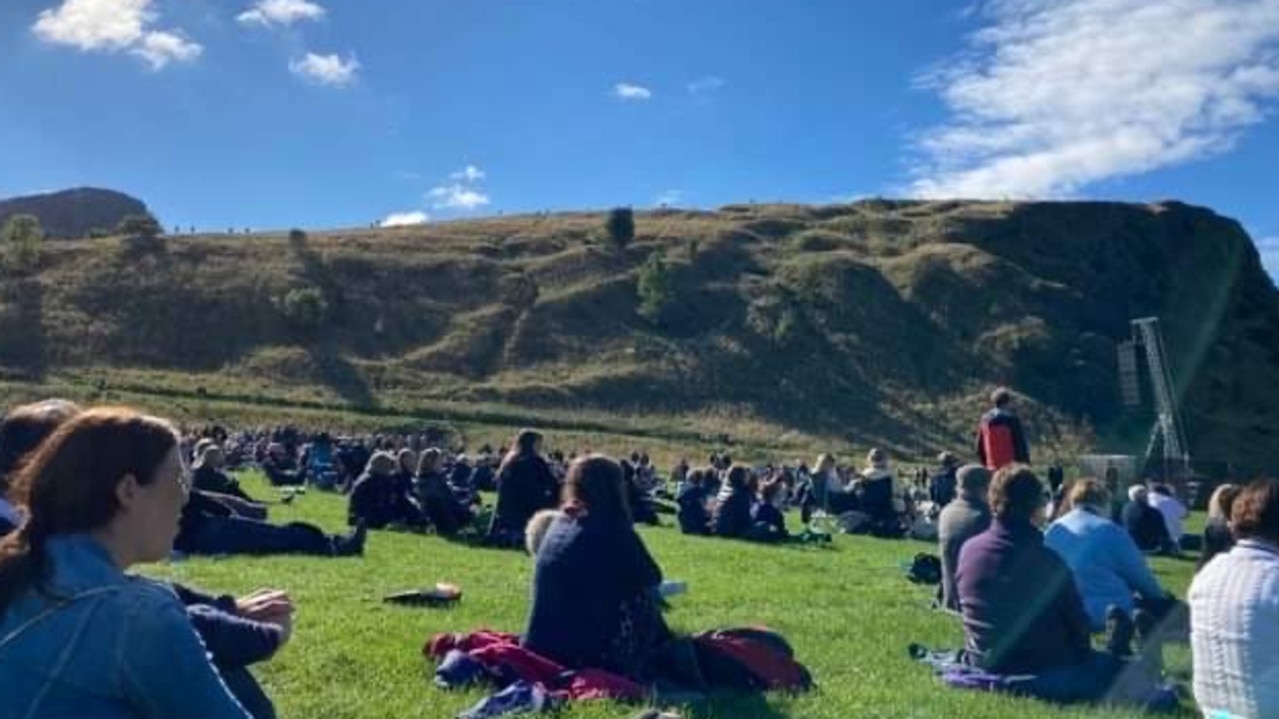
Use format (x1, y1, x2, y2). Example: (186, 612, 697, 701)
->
(488, 453, 560, 537)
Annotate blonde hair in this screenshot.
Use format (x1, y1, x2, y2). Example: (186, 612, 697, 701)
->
(1208, 483, 1242, 522)
(1067, 478, 1109, 511)
(525, 509, 564, 557)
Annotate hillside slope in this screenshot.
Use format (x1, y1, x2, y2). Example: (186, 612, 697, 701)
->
(1, 199, 1275, 470)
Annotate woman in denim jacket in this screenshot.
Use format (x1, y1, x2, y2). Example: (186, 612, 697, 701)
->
(0, 407, 253, 718)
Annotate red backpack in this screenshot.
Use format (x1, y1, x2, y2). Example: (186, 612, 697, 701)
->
(692, 628, 813, 692)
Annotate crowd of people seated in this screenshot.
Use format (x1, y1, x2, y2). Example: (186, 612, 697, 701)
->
(4, 385, 1279, 718)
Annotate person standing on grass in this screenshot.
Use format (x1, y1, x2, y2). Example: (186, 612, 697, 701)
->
(937, 464, 991, 612)
(487, 430, 560, 546)
(1191, 478, 1279, 719)
(0, 408, 258, 718)
(955, 465, 1139, 702)
(975, 387, 1030, 471)
(523, 455, 669, 676)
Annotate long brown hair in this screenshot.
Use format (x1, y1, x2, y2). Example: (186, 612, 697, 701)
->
(561, 455, 631, 524)
(498, 429, 544, 477)
(0, 408, 179, 610)
(0, 399, 84, 487)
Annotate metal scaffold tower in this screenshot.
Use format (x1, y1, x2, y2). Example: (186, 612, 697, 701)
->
(1130, 317, 1192, 482)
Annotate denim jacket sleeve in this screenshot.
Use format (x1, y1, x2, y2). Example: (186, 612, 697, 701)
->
(118, 587, 253, 719)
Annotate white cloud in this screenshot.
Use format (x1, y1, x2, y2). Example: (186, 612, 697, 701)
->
(450, 165, 486, 183)
(380, 211, 429, 227)
(289, 52, 359, 87)
(910, 0, 1279, 199)
(427, 184, 491, 211)
(237, 0, 326, 27)
(131, 30, 202, 69)
(687, 76, 725, 96)
(32, 0, 201, 69)
(613, 82, 653, 101)
(654, 189, 684, 207)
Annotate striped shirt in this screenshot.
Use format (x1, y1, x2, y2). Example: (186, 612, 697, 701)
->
(1190, 539, 1279, 719)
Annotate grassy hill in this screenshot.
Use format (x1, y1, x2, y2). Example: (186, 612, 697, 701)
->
(2, 199, 1276, 470)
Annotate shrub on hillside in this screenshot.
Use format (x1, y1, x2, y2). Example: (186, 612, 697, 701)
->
(289, 228, 308, 244)
(605, 207, 634, 250)
(637, 252, 674, 324)
(1, 214, 43, 272)
(279, 286, 331, 333)
(117, 213, 163, 239)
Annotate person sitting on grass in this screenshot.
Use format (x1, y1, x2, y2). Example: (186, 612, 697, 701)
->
(192, 445, 261, 505)
(856, 448, 908, 535)
(348, 452, 424, 530)
(711, 466, 754, 539)
(622, 459, 660, 526)
(416, 448, 474, 537)
(1190, 478, 1279, 719)
(523, 455, 670, 677)
(1198, 483, 1241, 572)
(395, 448, 418, 492)
(178, 486, 366, 558)
(261, 443, 302, 488)
(750, 479, 789, 542)
(1044, 479, 1175, 632)
(676, 468, 711, 535)
(1, 402, 294, 718)
(0, 399, 84, 538)
(1122, 485, 1174, 554)
(929, 452, 961, 508)
(956, 465, 1141, 701)
(0, 407, 262, 718)
(1148, 484, 1189, 552)
(486, 430, 560, 547)
(937, 464, 992, 612)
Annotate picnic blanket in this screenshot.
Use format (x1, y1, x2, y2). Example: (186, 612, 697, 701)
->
(427, 631, 645, 718)
(908, 644, 1179, 712)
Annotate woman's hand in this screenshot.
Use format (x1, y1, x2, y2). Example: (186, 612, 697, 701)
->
(237, 589, 295, 645)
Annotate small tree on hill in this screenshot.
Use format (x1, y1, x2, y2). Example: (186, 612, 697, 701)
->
(288, 228, 308, 244)
(279, 286, 330, 333)
(606, 207, 634, 250)
(117, 213, 163, 239)
(1, 214, 43, 271)
(637, 252, 674, 324)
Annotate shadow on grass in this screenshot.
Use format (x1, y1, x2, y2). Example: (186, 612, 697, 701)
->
(679, 692, 791, 719)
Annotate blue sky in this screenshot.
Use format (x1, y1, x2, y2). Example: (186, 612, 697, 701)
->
(3, 0, 1279, 274)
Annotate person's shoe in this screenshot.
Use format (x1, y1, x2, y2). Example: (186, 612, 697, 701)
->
(334, 522, 368, 557)
(1106, 606, 1135, 658)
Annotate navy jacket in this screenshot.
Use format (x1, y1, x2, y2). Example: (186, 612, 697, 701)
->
(676, 485, 710, 535)
(711, 485, 754, 538)
(348, 471, 423, 529)
(956, 518, 1092, 674)
(524, 513, 662, 670)
(752, 502, 787, 535)
(1122, 500, 1171, 552)
(172, 584, 282, 668)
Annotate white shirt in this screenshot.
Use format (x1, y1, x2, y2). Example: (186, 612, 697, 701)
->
(1148, 492, 1188, 543)
(1190, 540, 1279, 719)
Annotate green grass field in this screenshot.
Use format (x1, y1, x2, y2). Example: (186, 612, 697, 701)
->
(147, 473, 1202, 719)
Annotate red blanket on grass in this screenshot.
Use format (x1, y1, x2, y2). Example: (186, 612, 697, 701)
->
(426, 630, 646, 702)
